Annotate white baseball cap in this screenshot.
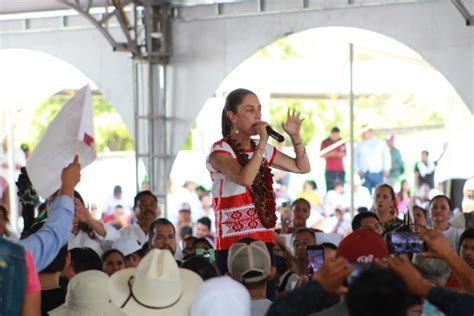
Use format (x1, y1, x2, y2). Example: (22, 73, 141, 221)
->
(112, 237, 141, 257)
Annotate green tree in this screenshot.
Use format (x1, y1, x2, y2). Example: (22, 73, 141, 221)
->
(181, 122, 196, 150)
(256, 37, 300, 60)
(270, 98, 317, 146)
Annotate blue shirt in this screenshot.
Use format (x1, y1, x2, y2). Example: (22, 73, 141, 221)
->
(355, 137, 391, 174)
(20, 196, 74, 272)
(427, 285, 474, 315)
(0, 238, 26, 316)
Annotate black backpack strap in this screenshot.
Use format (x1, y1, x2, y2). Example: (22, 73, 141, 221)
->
(278, 271, 293, 293)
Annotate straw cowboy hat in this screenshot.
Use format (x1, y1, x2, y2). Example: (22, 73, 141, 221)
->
(49, 270, 125, 316)
(108, 249, 203, 315)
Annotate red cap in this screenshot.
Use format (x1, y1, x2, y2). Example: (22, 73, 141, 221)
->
(336, 229, 389, 263)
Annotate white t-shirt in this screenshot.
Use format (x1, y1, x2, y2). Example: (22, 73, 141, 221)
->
(68, 223, 120, 256)
(251, 299, 273, 316)
(102, 196, 132, 217)
(119, 222, 148, 245)
(442, 226, 463, 251)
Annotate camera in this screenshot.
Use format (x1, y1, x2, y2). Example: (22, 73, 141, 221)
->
(305, 245, 324, 278)
(195, 248, 216, 264)
(386, 232, 427, 254)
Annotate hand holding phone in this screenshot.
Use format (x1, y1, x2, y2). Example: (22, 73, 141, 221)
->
(386, 232, 427, 254)
(313, 257, 352, 295)
(195, 248, 216, 264)
(306, 245, 325, 278)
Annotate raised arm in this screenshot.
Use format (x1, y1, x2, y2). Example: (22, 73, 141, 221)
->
(267, 257, 351, 316)
(386, 254, 474, 316)
(414, 167, 420, 188)
(209, 121, 269, 187)
(436, 142, 448, 163)
(419, 229, 474, 294)
(75, 199, 106, 237)
(271, 109, 310, 174)
(20, 156, 81, 271)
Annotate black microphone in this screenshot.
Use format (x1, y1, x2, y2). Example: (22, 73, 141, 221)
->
(266, 126, 285, 143)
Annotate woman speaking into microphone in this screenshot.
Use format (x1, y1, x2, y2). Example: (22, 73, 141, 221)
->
(206, 88, 311, 278)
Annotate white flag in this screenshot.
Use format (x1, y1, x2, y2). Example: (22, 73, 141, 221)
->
(26, 85, 96, 199)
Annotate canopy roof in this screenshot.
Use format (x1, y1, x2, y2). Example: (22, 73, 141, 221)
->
(0, 0, 246, 15)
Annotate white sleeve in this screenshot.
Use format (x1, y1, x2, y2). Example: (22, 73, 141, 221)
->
(265, 143, 277, 166)
(101, 223, 121, 241)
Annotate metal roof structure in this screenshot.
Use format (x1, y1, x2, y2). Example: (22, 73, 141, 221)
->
(0, 0, 249, 15)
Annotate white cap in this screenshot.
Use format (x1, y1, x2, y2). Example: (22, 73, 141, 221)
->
(191, 276, 251, 316)
(112, 236, 141, 256)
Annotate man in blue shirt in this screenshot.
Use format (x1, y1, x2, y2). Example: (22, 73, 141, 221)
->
(20, 156, 81, 272)
(355, 129, 391, 194)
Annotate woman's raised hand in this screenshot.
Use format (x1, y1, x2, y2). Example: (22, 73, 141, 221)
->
(282, 109, 304, 137)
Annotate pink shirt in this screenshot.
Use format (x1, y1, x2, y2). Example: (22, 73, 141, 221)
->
(24, 250, 41, 295)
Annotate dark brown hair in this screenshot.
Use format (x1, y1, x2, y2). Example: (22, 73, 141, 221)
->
(221, 88, 256, 137)
(375, 184, 398, 214)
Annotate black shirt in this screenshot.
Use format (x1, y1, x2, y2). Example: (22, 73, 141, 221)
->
(41, 287, 66, 316)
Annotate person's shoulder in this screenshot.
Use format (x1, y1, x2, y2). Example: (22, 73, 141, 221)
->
(251, 298, 273, 310)
(119, 225, 133, 234)
(211, 138, 231, 148)
(449, 212, 466, 229)
(210, 139, 234, 154)
(447, 226, 464, 235)
(212, 139, 226, 147)
(321, 138, 331, 145)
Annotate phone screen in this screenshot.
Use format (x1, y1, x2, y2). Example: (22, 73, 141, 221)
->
(195, 248, 216, 263)
(305, 245, 324, 278)
(387, 232, 427, 254)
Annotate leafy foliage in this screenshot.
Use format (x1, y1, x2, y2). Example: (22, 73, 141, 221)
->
(256, 37, 300, 60)
(182, 122, 196, 151)
(269, 93, 445, 147)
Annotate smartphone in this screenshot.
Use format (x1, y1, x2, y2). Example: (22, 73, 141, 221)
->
(347, 263, 371, 285)
(195, 248, 216, 264)
(386, 232, 427, 254)
(305, 245, 324, 278)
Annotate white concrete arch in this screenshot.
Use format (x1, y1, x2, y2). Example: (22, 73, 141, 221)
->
(170, 0, 473, 157)
(0, 27, 134, 131)
(0, 48, 91, 112)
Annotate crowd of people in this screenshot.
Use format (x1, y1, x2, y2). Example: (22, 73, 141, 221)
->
(1, 88, 474, 316)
